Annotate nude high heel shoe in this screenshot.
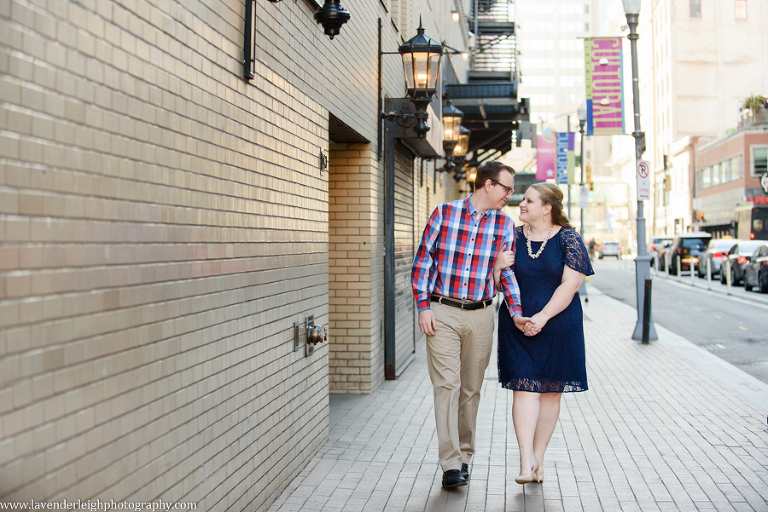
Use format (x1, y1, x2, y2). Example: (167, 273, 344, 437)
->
(534, 462, 543, 483)
(515, 457, 540, 484)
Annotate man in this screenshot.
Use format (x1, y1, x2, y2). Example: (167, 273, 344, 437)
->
(411, 160, 527, 488)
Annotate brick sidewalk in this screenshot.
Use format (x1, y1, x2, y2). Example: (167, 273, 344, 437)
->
(266, 290, 768, 511)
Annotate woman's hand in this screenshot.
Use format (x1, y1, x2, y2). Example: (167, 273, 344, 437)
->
(494, 243, 515, 289)
(494, 243, 515, 272)
(523, 312, 550, 336)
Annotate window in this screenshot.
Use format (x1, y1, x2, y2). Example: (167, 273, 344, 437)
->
(690, 0, 701, 17)
(735, 0, 747, 19)
(753, 147, 768, 177)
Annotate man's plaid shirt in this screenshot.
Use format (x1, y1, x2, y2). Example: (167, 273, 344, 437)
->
(411, 196, 522, 317)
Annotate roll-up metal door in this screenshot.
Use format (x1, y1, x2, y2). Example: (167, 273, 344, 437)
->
(392, 142, 416, 376)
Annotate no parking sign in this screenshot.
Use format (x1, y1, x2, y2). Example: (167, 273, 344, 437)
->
(637, 160, 650, 201)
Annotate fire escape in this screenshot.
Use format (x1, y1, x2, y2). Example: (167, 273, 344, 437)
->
(446, 0, 530, 163)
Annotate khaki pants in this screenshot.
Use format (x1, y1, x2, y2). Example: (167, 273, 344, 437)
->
(426, 302, 495, 471)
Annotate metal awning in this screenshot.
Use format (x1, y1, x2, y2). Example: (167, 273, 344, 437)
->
(445, 82, 529, 160)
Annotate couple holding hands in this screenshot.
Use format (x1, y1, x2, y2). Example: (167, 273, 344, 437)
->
(411, 161, 594, 488)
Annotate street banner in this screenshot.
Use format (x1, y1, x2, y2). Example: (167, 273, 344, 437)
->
(637, 160, 651, 201)
(535, 127, 556, 180)
(567, 150, 576, 185)
(584, 37, 625, 135)
(556, 132, 574, 184)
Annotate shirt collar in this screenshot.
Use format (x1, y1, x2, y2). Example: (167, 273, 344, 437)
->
(466, 194, 492, 219)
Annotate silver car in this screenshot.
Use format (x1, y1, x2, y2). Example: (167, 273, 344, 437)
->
(697, 238, 736, 278)
(599, 241, 622, 259)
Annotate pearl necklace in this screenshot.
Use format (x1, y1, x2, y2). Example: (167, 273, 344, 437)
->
(526, 224, 554, 259)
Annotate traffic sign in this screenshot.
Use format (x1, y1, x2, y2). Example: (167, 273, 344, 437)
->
(637, 160, 650, 201)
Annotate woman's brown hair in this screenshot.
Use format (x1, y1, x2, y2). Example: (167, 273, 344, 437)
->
(530, 182, 574, 229)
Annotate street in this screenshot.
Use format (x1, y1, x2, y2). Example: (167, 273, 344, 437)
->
(588, 258, 768, 383)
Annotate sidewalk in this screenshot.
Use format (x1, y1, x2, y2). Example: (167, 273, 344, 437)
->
(266, 289, 768, 511)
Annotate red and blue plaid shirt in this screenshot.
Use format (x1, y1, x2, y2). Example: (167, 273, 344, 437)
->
(411, 196, 522, 317)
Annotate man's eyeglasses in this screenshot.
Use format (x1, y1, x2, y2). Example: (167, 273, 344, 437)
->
(490, 179, 514, 196)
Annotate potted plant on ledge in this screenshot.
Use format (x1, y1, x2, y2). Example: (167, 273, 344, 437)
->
(742, 94, 768, 126)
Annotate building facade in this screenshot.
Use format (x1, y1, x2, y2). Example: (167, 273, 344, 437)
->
(693, 123, 768, 238)
(642, 0, 768, 237)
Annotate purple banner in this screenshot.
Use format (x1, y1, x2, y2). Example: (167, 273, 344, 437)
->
(584, 37, 625, 135)
(536, 129, 556, 180)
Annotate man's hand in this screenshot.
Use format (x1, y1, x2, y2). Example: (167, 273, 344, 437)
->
(512, 314, 532, 333)
(418, 310, 438, 336)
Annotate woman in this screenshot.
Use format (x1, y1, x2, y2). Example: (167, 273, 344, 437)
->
(494, 183, 594, 484)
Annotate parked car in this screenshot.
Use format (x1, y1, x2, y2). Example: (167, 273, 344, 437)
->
(650, 237, 673, 269)
(697, 238, 736, 278)
(743, 243, 768, 293)
(599, 241, 622, 259)
(721, 240, 764, 284)
(656, 243, 673, 271)
(666, 232, 712, 275)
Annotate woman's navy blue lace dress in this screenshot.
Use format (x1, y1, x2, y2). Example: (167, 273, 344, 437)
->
(498, 226, 594, 393)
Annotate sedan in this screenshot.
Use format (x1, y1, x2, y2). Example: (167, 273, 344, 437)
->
(743, 243, 768, 293)
(599, 241, 622, 259)
(721, 240, 764, 285)
(697, 238, 736, 278)
(650, 237, 673, 268)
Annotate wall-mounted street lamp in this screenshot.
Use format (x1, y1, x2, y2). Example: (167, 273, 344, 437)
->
(314, 0, 351, 40)
(450, 126, 471, 180)
(453, 126, 470, 160)
(244, 0, 350, 78)
(442, 100, 464, 170)
(380, 18, 444, 140)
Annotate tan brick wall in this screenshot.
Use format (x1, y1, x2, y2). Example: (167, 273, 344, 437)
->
(327, 144, 385, 393)
(0, 0, 337, 509)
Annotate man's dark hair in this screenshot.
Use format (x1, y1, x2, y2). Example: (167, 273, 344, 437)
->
(474, 161, 516, 191)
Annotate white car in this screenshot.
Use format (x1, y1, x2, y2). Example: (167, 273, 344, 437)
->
(599, 241, 622, 259)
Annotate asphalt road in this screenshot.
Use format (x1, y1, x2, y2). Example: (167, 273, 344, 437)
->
(588, 258, 768, 383)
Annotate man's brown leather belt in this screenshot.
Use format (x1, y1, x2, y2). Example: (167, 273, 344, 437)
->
(430, 295, 493, 311)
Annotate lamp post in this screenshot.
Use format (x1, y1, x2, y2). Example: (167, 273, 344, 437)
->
(623, 0, 657, 341)
(577, 103, 589, 299)
(577, 103, 587, 239)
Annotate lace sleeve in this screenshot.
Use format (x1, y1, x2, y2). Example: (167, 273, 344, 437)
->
(560, 228, 595, 276)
